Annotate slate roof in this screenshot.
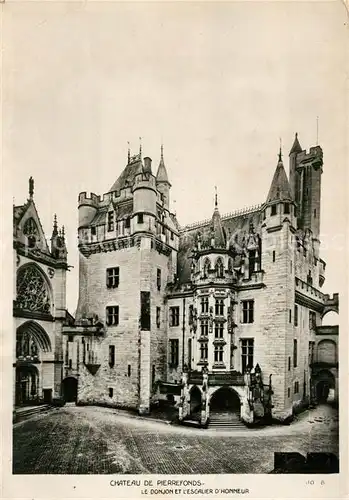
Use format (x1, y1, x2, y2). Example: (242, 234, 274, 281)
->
(266, 160, 292, 203)
(108, 156, 142, 193)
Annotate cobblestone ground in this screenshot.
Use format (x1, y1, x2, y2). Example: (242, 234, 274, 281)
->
(13, 404, 339, 474)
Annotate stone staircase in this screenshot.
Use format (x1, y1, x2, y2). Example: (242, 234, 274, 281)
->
(14, 404, 53, 423)
(208, 411, 247, 430)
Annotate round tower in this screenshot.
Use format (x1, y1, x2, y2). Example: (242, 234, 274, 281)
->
(78, 192, 99, 229)
(132, 157, 157, 233)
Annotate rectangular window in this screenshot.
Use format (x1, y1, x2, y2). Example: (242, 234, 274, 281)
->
(284, 203, 290, 214)
(157, 268, 161, 290)
(288, 356, 291, 371)
(109, 345, 115, 367)
(289, 309, 292, 323)
(169, 339, 179, 366)
(109, 388, 113, 398)
(215, 299, 224, 316)
(68, 335, 74, 343)
(152, 364, 156, 386)
(241, 339, 254, 373)
(68, 359, 72, 369)
(106, 267, 120, 288)
(137, 213, 144, 224)
(188, 338, 192, 369)
(294, 305, 298, 327)
(309, 311, 316, 330)
(200, 319, 209, 337)
(294, 381, 299, 394)
(170, 231, 174, 240)
(272, 250, 276, 262)
(287, 387, 290, 398)
(214, 322, 224, 338)
(241, 300, 254, 324)
(293, 339, 298, 368)
(106, 306, 119, 326)
(91, 226, 96, 236)
(201, 296, 209, 313)
(107, 211, 114, 232)
(271, 205, 277, 216)
(128, 364, 131, 377)
(125, 217, 130, 228)
(214, 345, 224, 363)
(200, 341, 208, 362)
(156, 307, 161, 328)
(140, 291, 151, 330)
(169, 306, 180, 327)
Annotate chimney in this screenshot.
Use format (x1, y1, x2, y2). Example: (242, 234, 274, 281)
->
(143, 157, 152, 174)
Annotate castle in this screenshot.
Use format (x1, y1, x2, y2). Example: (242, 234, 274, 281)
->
(13, 135, 339, 426)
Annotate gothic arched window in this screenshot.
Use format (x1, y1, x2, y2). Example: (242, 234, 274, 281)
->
(203, 258, 211, 278)
(215, 258, 224, 278)
(16, 265, 51, 314)
(23, 218, 39, 248)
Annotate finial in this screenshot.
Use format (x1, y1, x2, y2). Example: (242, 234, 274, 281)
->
(278, 138, 282, 162)
(161, 143, 164, 161)
(139, 137, 142, 157)
(214, 186, 218, 208)
(127, 141, 130, 163)
(29, 177, 34, 199)
(316, 116, 319, 145)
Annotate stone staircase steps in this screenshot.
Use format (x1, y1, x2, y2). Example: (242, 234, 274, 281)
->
(14, 404, 52, 423)
(209, 412, 246, 430)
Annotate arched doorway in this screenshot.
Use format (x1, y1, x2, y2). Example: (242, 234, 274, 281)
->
(189, 386, 202, 415)
(15, 365, 39, 406)
(210, 387, 241, 413)
(62, 377, 78, 403)
(314, 370, 335, 404)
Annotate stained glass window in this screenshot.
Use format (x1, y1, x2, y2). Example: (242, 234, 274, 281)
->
(16, 265, 51, 313)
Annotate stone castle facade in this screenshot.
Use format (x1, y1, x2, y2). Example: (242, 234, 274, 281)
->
(13, 135, 339, 426)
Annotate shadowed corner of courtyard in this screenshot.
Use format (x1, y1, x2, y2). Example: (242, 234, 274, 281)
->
(12, 404, 339, 475)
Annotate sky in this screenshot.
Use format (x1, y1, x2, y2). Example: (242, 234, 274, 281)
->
(3, 1, 348, 313)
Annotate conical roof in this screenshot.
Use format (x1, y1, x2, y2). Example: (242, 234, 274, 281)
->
(156, 145, 170, 183)
(266, 155, 292, 203)
(211, 196, 226, 248)
(289, 133, 302, 155)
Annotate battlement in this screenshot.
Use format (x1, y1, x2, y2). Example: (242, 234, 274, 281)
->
(78, 192, 101, 206)
(132, 173, 157, 191)
(323, 293, 339, 306)
(297, 146, 323, 165)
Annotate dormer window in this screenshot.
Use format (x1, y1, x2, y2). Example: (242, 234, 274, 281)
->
(137, 213, 144, 224)
(271, 205, 277, 216)
(107, 211, 114, 232)
(125, 217, 130, 229)
(284, 203, 290, 214)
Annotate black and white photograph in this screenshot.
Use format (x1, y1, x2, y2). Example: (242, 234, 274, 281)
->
(1, 0, 347, 498)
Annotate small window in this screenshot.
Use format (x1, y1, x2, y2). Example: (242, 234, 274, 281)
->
(170, 231, 174, 240)
(294, 305, 298, 327)
(314, 209, 317, 218)
(293, 339, 298, 368)
(109, 345, 115, 367)
(107, 211, 114, 232)
(106, 267, 120, 288)
(157, 268, 161, 290)
(137, 213, 144, 224)
(109, 388, 113, 398)
(214, 322, 224, 338)
(156, 306, 161, 328)
(169, 339, 179, 366)
(152, 364, 156, 386)
(241, 338, 254, 373)
(127, 364, 131, 377)
(241, 300, 254, 324)
(91, 226, 96, 236)
(106, 306, 119, 326)
(271, 205, 277, 216)
(287, 387, 290, 398)
(201, 296, 209, 313)
(284, 203, 290, 214)
(125, 217, 130, 228)
(68, 359, 72, 369)
(272, 251, 276, 262)
(289, 309, 292, 323)
(288, 356, 291, 371)
(294, 381, 299, 394)
(215, 299, 224, 316)
(169, 306, 180, 327)
(68, 335, 74, 343)
(200, 319, 209, 337)
(200, 341, 208, 362)
(214, 344, 224, 363)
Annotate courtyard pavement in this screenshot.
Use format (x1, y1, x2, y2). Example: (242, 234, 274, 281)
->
(13, 404, 339, 474)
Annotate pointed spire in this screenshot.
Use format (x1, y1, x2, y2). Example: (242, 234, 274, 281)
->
(139, 137, 142, 158)
(214, 186, 218, 208)
(127, 141, 130, 164)
(289, 132, 302, 155)
(211, 189, 225, 248)
(266, 150, 292, 203)
(29, 177, 34, 199)
(156, 144, 170, 184)
(278, 137, 282, 163)
(52, 214, 58, 237)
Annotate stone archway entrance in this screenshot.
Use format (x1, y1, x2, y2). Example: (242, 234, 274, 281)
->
(314, 370, 335, 404)
(189, 386, 202, 416)
(210, 387, 241, 413)
(15, 365, 39, 406)
(62, 377, 78, 403)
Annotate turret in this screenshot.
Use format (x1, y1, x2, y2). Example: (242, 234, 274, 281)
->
(78, 192, 99, 229)
(265, 148, 295, 230)
(132, 154, 157, 233)
(156, 145, 171, 209)
(211, 189, 226, 248)
(51, 215, 67, 261)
